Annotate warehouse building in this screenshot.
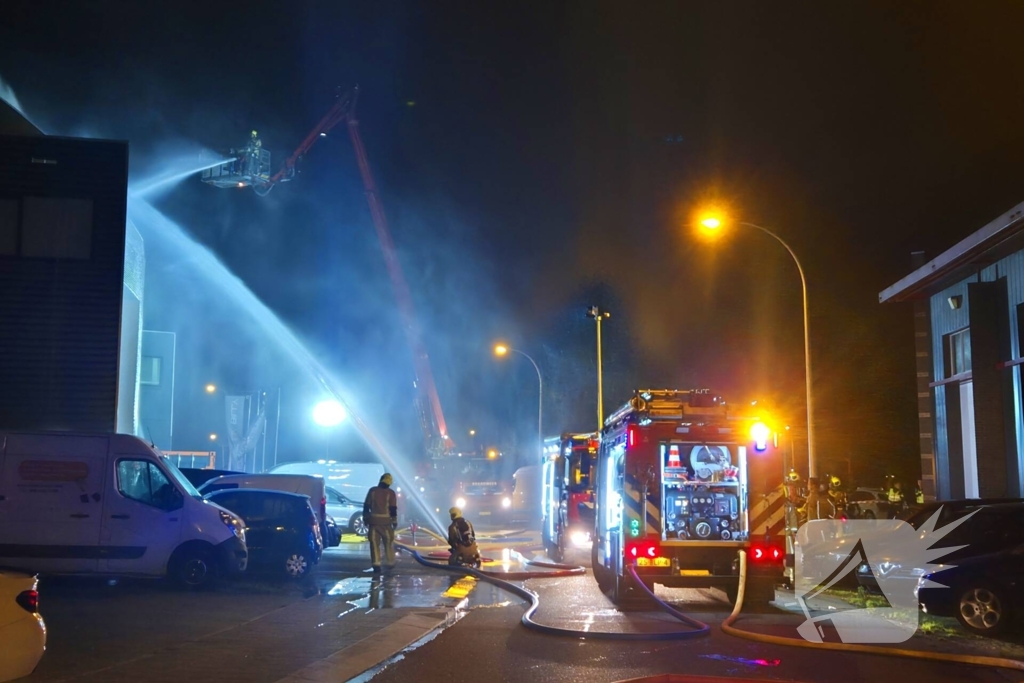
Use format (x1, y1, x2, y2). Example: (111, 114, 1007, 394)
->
(0, 99, 138, 434)
(881, 201, 1024, 501)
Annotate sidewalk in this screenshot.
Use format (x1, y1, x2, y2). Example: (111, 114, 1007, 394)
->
(49, 588, 459, 683)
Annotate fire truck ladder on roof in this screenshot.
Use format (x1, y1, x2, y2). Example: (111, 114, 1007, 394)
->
(604, 389, 726, 427)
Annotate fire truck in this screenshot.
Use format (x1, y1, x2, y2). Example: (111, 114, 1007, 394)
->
(444, 449, 514, 523)
(541, 432, 598, 562)
(592, 389, 786, 605)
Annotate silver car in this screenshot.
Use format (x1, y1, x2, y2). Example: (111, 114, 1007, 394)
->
(847, 488, 888, 519)
(326, 486, 367, 536)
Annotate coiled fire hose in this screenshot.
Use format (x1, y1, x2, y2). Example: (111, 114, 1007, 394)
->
(723, 550, 1024, 672)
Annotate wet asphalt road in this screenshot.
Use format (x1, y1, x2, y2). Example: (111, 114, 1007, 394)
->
(23, 536, 1024, 683)
(364, 547, 1023, 683)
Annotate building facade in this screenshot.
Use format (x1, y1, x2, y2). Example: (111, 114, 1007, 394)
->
(881, 201, 1024, 501)
(0, 101, 138, 435)
(139, 330, 176, 450)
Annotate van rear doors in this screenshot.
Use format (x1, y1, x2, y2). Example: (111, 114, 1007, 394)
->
(0, 434, 108, 572)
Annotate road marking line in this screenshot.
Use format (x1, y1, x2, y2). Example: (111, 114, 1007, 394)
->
(442, 576, 477, 599)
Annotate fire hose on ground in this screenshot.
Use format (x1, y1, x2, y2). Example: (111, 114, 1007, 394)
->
(724, 550, 1024, 672)
(395, 532, 709, 640)
(394, 528, 1024, 669)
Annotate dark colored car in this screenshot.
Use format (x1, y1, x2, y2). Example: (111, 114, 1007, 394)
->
(203, 489, 322, 579)
(324, 515, 341, 548)
(179, 468, 244, 489)
(918, 545, 1024, 636)
(857, 499, 1024, 593)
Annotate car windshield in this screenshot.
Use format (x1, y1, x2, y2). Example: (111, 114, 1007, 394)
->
(161, 457, 204, 500)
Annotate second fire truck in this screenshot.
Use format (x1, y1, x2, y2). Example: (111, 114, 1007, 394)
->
(541, 432, 598, 562)
(592, 389, 786, 605)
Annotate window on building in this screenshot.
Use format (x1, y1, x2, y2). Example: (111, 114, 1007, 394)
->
(20, 196, 94, 259)
(948, 328, 971, 376)
(140, 356, 161, 385)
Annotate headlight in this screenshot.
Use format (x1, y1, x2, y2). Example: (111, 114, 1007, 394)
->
(220, 510, 246, 541)
(570, 530, 592, 547)
(501, 497, 512, 509)
(456, 497, 466, 508)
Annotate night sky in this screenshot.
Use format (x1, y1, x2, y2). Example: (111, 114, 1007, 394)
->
(3, 1, 1024, 484)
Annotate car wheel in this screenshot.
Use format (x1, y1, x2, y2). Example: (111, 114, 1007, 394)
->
(172, 546, 216, 588)
(863, 510, 876, 520)
(284, 550, 312, 579)
(956, 585, 1010, 636)
(350, 514, 369, 537)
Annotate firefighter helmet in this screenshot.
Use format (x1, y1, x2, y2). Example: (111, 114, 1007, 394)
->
(829, 475, 842, 490)
(380, 473, 394, 486)
(787, 469, 801, 483)
(449, 507, 462, 519)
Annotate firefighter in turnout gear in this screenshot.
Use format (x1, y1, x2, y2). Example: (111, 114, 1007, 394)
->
(363, 473, 398, 574)
(447, 507, 481, 568)
(827, 474, 847, 519)
(887, 480, 905, 518)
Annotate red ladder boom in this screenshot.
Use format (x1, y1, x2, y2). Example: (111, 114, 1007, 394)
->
(239, 88, 452, 453)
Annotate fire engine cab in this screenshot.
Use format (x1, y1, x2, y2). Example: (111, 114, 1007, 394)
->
(541, 432, 598, 562)
(592, 389, 785, 605)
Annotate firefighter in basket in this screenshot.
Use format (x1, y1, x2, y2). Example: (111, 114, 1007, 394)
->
(447, 507, 481, 568)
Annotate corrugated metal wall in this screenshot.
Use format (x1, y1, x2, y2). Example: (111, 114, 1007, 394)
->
(0, 135, 128, 432)
(930, 254, 1024, 498)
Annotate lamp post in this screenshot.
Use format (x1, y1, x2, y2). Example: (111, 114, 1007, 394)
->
(312, 399, 347, 459)
(586, 306, 611, 430)
(494, 344, 543, 459)
(698, 214, 817, 477)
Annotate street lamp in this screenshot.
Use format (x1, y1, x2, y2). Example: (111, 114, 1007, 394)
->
(493, 343, 543, 459)
(204, 384, 217, 394)
(209, 433, 217, 441)
(586, 306, 611, 429)
(312, 400, 347, 427)
(697, 210, 817, 477)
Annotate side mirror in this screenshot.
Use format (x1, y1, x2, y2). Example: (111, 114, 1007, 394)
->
(157, 486, 184, 512)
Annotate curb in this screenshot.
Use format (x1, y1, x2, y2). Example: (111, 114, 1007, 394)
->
(273, 607, 458, 683)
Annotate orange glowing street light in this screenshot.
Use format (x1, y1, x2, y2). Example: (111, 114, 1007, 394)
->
(492, 342, 543, 458)
(694, 208, 818, 478)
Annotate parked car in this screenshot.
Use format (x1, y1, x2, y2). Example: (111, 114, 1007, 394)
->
(324, 515, 341, 547)
(326, 486, 367, 536)
(204, 489, 322, 579)
(270, 461, 384, 503)
(198, 473, 328, 545)
(847, 488, 888, 519)
(0, 431, 248, 588)
(179, 467, 244, 489)
(857, 499, 1024, 594)
(0, 570, 45, 682)
(918, 545, 1024, 636)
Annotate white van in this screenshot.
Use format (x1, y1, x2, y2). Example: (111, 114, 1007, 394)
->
(0, 432, 248, 587)
(198, 473, 328, 531)
(270, 461, 384, 502)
